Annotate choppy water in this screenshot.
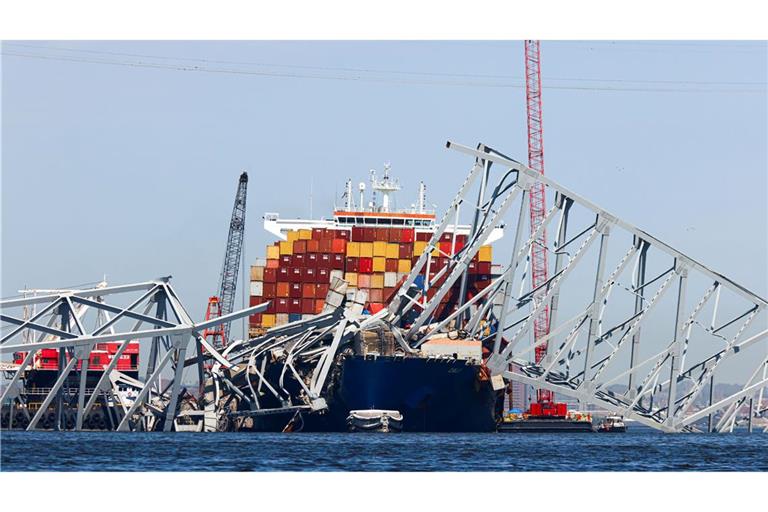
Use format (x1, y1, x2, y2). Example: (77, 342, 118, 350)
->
(1, 427, 766, 471)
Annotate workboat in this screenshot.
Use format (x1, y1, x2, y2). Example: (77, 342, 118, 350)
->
(595, 414, 627, 433)
(244, 167, 505, 432)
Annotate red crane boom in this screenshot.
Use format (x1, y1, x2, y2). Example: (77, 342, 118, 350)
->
(525, 40, 554, 406)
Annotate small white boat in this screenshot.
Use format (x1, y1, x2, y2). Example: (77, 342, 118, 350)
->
(346, 409, 403, 433)
(596, 414, 627, 433)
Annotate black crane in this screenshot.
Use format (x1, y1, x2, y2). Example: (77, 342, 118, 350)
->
(203, 171, 248, 349)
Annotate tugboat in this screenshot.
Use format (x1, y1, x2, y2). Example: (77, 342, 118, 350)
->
(595, 414, 627, 433)
(346, 409, 403, 432)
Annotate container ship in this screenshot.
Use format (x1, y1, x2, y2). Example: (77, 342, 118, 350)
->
(246, 168, 505, 432)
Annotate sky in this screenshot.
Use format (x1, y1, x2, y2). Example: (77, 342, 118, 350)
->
(2, 41, 766, 352)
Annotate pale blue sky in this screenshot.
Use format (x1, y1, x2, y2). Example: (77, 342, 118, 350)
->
(2, 41, 766, 346)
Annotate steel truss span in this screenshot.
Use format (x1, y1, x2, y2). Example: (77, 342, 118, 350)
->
(388, 141, 767, 433)
(0, 277, 265, 432)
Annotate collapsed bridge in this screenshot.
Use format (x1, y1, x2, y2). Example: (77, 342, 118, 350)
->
(1, 142, 766, 433)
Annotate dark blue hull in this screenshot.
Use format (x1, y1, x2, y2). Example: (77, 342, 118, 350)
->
(317, 355, 499, 432)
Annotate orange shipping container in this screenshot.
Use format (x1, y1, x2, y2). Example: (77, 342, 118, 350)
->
(276, 282, 290, 298)
(294, 240, 307, 254)
(302, 283, 315, 298)
(266, 258, 279, 269)
(307, 239, 320, 253)
(314, 299, 325, 314)
(332, 239, 347, 254)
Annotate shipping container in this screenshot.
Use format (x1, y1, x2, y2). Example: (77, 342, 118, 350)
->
(287, 230, 300, 243)
(478, 245, 493, 262)
(289, 282, 302, 298)
(276, 313, 289, 326)
(279, 241, 293, 255)
(299, 229, 312, 240)
(317, 268, 331, 283)
(266, 258, 279, 269)
(306, 252, 319, 268)
(347, 241, 360, 257)
(385, 258, 398, 272)
(384, 272, 398, 288)
(359, 242, 374, 258)
(372, 257, 386, 273)
(371, 273, 384, 289)
(302, 267, 317, 282)
(250, 265, 264, 281)
(275, 298, 290, 313)
(358, 274, 372, 289)
(293, 240, 307, 254)
(263, 283, 276, 297)
(264, 268, 277, 283)
(345, 272, 358, 287)
(276, 282, 290, 298)
(307, 240, 320, 253)
(262, 314, 276, 328)
(359, 257, 373, 274)
(332, 253, 345, 270)
(280, 254, 293, 267)
(397, 259, 411, 273)
(250, 281, 263, 296)
(302, 283, 315, 298)
(373, 241, 387, 257)
(266, 245, 280, 260)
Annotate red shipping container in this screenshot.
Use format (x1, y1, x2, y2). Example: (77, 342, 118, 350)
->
(556, 403, 567, 417)
(263, 283, 276, 297)
(312, 228, 325, 240)
(439, 241, 453, 256)
(332, 253, 345, 270)
(263, 268, 277, 283)
(375, 228, 389, 242)
(265, 300, 276, 314)
(302, 298, 315, 314)
(319, 239, 333, 253)
(289, 298, 302, 314)
(351, 226, 365, 242)
(317, 268, 330, 283)
(440, 232, 453, 243)
(476, 262, 492, 274)
(306, 253, 318, 268)
(315, 283, 329, 298)
(302, 267, 317, 282)
(401, 228, 415, 243)
(359, 257, 373, 274)
(280, 255, 293, 267)
(249, 313, 262, 325)
(302, 283, 315, 298)
(290, 267, 303, 283)
(318, 253, 332, 269)
(416, 231, 431, 242)
(307, 240, 320, 253)
(331, 239, 347, 254)
(385, 258, 398, 272)
(321, 229, 335, 240)
(346, 257, 359, 272)
(293, 253, 305, 267)
(290, 282, 302, 298)
(293, 240, 307, 254)
(314, 299, 325, 314)
(467, 260, 478, 274)
(336, 229, 350, 240)
(398, 243, 412, 259)
(275, 298, 290, 314)
(383, 287, 396, 302)
(278, 267, 290, 281)
(388, 229, 402, 243)
(362, 227, 375, 242)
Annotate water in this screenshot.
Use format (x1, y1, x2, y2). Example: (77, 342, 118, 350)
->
(1, 427, 766, 471)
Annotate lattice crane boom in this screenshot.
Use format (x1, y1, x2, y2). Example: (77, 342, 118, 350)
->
(525, 40, 553, 404)
(204, 171, 248, 349)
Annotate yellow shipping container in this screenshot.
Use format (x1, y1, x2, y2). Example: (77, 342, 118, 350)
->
(345, 272, 358, 287)
(261, 314, 276, 328)
(250, 266, 264, 281)
(279, 241, 293, 255)
(266, 245, 280, 260)
(397, 259, 412, 273)
(359, 242, 374, 258)
(286, 230, 300, 243)
(371, 273, 384, 289)
(298, 229, 312, 240)
(373, 257, 386, 273)
(478, 245, 493, 262)
(373, 241, 387, 257)
(431, 245, 440, 257)
(386, 243, 399, 259)
(414, 241, 428, 256)
(347, 241, 360, 257)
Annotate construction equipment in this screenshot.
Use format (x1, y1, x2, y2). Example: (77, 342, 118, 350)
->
(203, 172, 249, 349)
(523, 39, 566, 416)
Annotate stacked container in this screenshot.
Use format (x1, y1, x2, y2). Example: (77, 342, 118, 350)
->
(249, 226, 493, 336)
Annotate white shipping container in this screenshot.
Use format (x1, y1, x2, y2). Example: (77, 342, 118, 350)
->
(276, 313, 289, 326)
(254, 258, 267, 267)
(330, 269, 344, 281)
(384, 272, 397, 288)
(250, 281, 263, 296)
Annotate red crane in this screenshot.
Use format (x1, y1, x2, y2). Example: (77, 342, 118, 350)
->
(524, 40, 560, 414)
